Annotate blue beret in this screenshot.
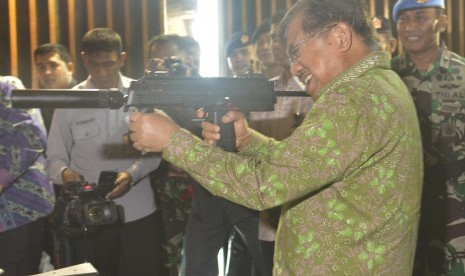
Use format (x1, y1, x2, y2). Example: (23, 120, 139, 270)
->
(225, 32, 251, 58)
(393, 0, 445, 22)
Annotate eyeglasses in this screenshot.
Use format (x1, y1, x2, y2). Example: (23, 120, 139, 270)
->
(287, 22, 338, 66)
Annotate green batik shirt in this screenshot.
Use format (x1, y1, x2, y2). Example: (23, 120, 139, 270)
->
(164, 51, 423, 275)
(392, 44, 465, 275)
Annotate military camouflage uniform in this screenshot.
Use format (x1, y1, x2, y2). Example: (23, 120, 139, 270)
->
(392, 43, 465, 275)
(151, 161, 193, 276)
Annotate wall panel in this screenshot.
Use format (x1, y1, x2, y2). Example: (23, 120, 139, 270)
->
(29, 0, 38, 86)
(16, 0, 32, 83)
(0, 0, 463, 87)
(0, 0, 10, 76)
(0, 0, 163, 87)
(222, 0, 299, 43)
(7, 0, 18, 77)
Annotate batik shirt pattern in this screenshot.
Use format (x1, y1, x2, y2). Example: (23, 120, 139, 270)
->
(163, 52, 423, 275)
(392, 44, 465, 275)
(249, 74, 313, 241)
(0, 76, 54, 232)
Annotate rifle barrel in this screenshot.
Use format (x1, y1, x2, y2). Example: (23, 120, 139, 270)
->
(11, 89, 124, 109)
(10, 89, 308, 109)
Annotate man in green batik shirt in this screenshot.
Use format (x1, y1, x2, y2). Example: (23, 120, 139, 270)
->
(128, 0, 423, 274)
(391, 0, 465, 274)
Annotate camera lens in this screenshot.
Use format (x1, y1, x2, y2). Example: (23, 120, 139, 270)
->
(88, 205, 105, 222)
(163, 56, 188, 77)
(168, 63, 188, 77)
(83, 201, 118, 226)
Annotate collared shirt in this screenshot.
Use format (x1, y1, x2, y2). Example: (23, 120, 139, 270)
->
(40, 79, 77, 133)
(249, 75, 313, 141)
(162, 52, 423, 274)
(0, 76, 55, 232)
(46, 73, 161, 222)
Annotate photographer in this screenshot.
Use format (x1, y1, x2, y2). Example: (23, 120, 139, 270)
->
(46, 28, 165, 276)
(147, 34, 196, 77)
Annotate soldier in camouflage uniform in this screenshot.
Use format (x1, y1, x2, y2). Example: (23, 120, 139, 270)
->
(150, 161, 193, 275)
(391, 0, 465, 274)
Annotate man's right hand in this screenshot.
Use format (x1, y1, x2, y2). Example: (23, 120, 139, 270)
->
(197, 109, 252, 151)
(62, 168, 84, 194)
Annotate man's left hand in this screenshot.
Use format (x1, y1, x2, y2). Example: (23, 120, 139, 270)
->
(128, 111, 179, 152)
(106, 171, 132, 199)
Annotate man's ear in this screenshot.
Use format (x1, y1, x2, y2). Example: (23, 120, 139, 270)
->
(333, 23, 352, 51)
(119, 52, 127, 67)
(66, 62, 74, 74)
(389, 37, 398, 54)
(437, 14, 448, 33)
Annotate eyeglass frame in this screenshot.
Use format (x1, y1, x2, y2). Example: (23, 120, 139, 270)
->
(287, 22, 339, 66)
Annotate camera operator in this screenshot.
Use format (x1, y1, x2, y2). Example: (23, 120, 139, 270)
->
(46, 28, 165, 276)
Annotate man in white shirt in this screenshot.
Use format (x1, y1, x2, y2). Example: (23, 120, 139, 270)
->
(46, 28, 165, 276)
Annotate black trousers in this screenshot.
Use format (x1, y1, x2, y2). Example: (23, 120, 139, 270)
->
(259, 240, 275, 275)
(184, 214, 268, 276)
(0, 218, 45, 276)
(69, 211, 166, 276)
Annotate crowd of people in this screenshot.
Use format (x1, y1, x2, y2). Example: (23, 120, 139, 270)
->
(1, 0, 465, 275)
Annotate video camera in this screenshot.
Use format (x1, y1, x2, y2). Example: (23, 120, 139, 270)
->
(146, 56, 189, 77)
(162, 56, 188, 77)
(62, 171, 124, 233)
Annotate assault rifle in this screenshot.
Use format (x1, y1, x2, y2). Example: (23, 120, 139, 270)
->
(11, 72, 282, 151)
